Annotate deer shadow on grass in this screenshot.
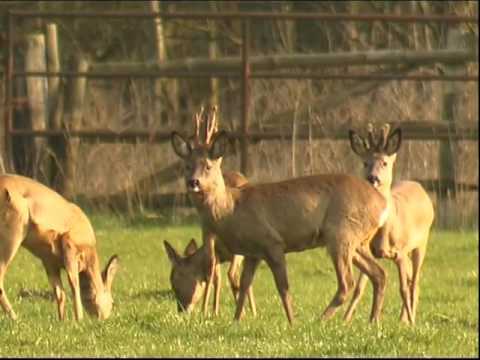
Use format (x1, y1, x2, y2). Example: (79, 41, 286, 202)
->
(17, 288, 54, 302)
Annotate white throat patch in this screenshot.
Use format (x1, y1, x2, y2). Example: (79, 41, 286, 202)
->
(378, 203, 389, 227)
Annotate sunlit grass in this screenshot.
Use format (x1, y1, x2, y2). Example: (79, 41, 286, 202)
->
(0, 213, 477, 357)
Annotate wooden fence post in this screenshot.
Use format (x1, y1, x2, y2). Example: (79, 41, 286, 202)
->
(60, 56, 89, 200)
(25, 33, 49, 183)
(439, 26, 466, 199)
(240, 19, 251, 176)
(45, 23, 65, 189)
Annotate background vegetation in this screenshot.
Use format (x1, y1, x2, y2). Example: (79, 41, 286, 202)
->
(0, 1, 478, 228)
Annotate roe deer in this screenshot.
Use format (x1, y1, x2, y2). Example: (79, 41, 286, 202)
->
(170, 108, 254, 316)
(164, 236, 256, 315)
(0, 174, 119, 321)
(345, 124, 434, 324)
(164, 169, 256, 316)
(171, 106, 390, 324)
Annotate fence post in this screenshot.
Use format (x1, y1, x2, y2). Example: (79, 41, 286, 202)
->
(25, 33, 49, 183)
(439, 25, 467, 200)
(59, 57, 89, 200)
(240, 19, 251, 176)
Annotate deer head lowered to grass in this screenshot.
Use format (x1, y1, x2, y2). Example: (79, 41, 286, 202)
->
(0, 174, 119, 321)
(346, 123, 434, 325)
(166, 106, 255, 317)
(171, 105, 391, 324)
(164, 236, 256, 315)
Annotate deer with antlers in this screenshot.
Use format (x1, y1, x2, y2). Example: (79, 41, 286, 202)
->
(345, 123, 434, 324)
(0, 174, 119, 321)
(171, 105, 391, 324)
(165, 106, 256, 316)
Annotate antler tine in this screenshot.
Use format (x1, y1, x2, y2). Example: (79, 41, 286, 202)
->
(365, 123, 375, 151)
(205, 105, 218, 145)
(378, 123, 391, 151)
(191, 106, 205, 145)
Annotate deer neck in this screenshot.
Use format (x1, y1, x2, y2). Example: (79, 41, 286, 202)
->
(194, 176, 235, 224)
(79, 250, 104, 302)
(375, 183, 396, 227)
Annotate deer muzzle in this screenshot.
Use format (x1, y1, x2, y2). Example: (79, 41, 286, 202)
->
(186, 179, 201, 193)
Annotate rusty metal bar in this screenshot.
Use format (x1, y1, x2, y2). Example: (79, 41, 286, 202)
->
(9, 127, 478, 141)
(13, 71, 242, 79)
(4, 11, 14, 172)
(8, 10, 479, 23)
(251, 73, 479, 81)
(11, 70, 479, 82)
(240, 19, 251, 175)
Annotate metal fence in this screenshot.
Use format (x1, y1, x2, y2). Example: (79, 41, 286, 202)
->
(2, 9, 479, 195)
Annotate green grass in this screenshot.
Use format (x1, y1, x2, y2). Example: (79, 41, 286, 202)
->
(0, 213, 478, 357)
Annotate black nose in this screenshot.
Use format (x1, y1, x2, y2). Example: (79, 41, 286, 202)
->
(187, 179, 200, 188)
(367, 175, 379, 185)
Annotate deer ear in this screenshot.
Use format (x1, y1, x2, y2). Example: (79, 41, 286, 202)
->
(384, 128, 402, 156)
(348, 130, 367, 157)
(209, 130, 228, 160)
(164, 240, 181, 265)
(184, 238, 198, 256)
(171, 132, 192, 159)
(102, 255, 119, 293)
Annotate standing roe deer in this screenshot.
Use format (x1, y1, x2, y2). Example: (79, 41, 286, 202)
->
(345, 124, 434, 324)
(0, 174, 119, 320)
(171, 106, 390, 324)
(167, 108, 255, 316)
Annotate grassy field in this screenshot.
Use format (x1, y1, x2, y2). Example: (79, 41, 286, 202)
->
(0, 213, 478, 357)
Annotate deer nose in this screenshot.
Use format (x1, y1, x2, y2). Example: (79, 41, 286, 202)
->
(187, 179, 200, 189)
(367, 175, 380, 186)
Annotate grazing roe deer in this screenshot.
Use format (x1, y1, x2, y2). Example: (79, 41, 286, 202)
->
(171, 106, 390, 324)
(0, 174, 119, 320)
(164, 235, 256, 316)
(345, 124, 434, 324)
(167, 108, 255, 316)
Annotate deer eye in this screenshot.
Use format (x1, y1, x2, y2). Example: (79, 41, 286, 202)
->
(363, 161, 368, 168)
(206, 164, 212, 171)
(382, 161, 387, 167)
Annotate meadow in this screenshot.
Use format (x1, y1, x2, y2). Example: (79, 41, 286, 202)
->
(0, 213, 478, 357)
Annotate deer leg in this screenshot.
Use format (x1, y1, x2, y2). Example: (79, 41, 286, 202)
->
(247, 284, 257, 317)
(202, 235, 217, 317)
(352, 247, 387, 323)
(44, 264, 66, 321)
(228, 256, 256, 317)
(234, 256, 260, 321)
(227, 255, 242, 301)
(265, 249, 294, 324)
(213, 263, 221, 316)
(400, 255, 413, 323)
(410, 244, 427, 324)
(321, 246, 354, 321)
(344, 272, 369, 322)
(396, 255, 414, 324)
(0, 266, 17, 320)
(61, 238, 83, 321)
(0, 231, 24, 320)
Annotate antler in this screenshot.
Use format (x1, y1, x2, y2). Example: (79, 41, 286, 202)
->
(359, 123, 392, 153)
(189, 105, 219, 147)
